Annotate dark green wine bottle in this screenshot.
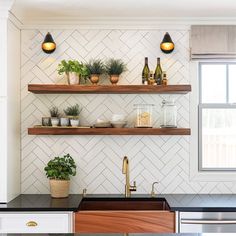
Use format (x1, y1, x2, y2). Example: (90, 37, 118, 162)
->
(142, 57, 150, 84)
(154, 57, 162, 85)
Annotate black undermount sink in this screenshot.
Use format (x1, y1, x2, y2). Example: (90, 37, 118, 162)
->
(79, 198, 170, 211)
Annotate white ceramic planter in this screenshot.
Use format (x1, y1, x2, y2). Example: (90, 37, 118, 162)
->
(60, 117, 69, 126)
(70, 119, 79, 127)
(51, 117, 60, 127)
(68, 72, 79, 85)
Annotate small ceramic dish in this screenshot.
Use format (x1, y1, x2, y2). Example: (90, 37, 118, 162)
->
(111, 121, 127, 128)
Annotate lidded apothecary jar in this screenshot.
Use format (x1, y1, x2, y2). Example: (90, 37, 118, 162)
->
(134, 104, 154, 127)
(160, 100, 177, 128)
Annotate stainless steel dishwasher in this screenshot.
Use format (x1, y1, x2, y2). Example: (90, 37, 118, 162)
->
(179, 212, 236, 233)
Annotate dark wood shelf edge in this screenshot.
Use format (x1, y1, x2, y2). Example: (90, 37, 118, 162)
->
(28, 127, 191, 135)
(28, 84, 191, 94)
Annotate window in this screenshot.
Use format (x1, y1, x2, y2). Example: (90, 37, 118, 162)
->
(199, 63, 236, 170)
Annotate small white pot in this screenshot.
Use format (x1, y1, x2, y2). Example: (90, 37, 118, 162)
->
(60, 117, 69, 126)
(70, 119, 80, 127)
(51, 117, 59, 127)
(68, 72, 79, 85)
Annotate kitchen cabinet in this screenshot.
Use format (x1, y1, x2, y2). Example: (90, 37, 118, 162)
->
(75, 211, 175, 233)
(0, 212, 73, 233)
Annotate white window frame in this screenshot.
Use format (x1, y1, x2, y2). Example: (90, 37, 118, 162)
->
(199, 62, 236, 171)
(190, 60, 236, 181)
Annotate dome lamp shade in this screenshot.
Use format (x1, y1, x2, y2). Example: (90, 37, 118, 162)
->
(42, 32, 56, 54)
(160, 32, 175, 54)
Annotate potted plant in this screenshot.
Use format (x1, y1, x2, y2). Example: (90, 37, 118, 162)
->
(49, 106, 60, 127)
(105, 59, 127, 85)
(58, 60, 88, 85)
(64, 104, 82, 127)
(86, 59, 105, 85)
(44, 154, 76, 198)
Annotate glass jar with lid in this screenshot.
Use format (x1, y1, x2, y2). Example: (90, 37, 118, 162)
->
(160, 100, 177, 128)
(134, 104, 154, 128)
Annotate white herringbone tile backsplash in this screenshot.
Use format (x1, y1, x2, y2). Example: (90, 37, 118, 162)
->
(21, 29, 235, 194)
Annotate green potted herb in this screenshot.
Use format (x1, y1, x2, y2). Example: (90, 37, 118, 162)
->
(105, 59, 127, 85)
(44, 154, 76, 198)
(49, 106, 60, 127)
(58, 60, 88, 85)
(64, 104, 82, 127)
(86, 59, 105, 85)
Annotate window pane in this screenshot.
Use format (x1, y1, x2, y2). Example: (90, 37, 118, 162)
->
(202, 108, 236, 169)
(229, 64, 236, 103)
(201, 64, 227, 103)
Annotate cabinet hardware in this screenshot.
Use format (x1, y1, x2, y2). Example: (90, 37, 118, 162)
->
(26, 221, 38, 227)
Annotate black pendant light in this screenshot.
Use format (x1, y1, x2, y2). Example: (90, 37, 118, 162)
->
(160, 32, 175, 54)
(42, 32, 56, 54)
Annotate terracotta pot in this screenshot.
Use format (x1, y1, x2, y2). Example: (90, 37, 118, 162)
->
(49, 179, 70, 198)
(67, 72, 80, 85)
(110, 75, 119, 85)
(90, 74, 100, 85)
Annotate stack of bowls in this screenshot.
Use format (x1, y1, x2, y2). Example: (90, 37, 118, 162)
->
(111, 114, 127, 128)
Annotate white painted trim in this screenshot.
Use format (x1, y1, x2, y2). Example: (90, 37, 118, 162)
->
(0, 0, 14, 19)
(8, 12, 22, 30)
(189, 61, 236, 181)
(7, 15, 236, 30)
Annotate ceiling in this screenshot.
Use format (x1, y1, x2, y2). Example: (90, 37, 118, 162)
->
(10, 0, 236, 23)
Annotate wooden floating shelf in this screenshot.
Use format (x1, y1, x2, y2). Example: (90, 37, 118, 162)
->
(28, 84, 191, 94)
(28, 127, 191, 135)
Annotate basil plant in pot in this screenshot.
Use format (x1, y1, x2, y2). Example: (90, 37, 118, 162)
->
(105, 59, 127, 85)
(64, 104, 82, 127)
(58, 60, 88, 85)
(44, 154, 76, 198)
(86, 59, 105, 85)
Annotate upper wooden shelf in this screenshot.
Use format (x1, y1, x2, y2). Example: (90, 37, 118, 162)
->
(28, 84, 191, 94)
(28, 127, 191, 135)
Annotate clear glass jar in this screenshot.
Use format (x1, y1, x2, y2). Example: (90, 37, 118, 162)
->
(134, 104, 154, 127)
(160, 100, 177, 128)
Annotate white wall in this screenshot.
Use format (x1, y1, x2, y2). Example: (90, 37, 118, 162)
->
(0, 18, 21, 203)
(7, 19, 21, 201)
(20, 26, 236, 194)
(0, 18, 8, 202)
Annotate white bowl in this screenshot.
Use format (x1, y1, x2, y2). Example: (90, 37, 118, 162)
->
(111, 121, 127, 128)
(111, 114, 126, 122)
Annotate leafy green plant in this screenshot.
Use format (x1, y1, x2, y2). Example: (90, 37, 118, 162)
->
(44, 154, 76, 180)
(105, 59, 127, 76)
(86, 59, 105, 76)
(57, 60, 89, 77)
(49, 106, 60, 117)
(64, 104, 81, 116)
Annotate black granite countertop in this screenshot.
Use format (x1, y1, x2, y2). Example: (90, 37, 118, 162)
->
(0, 194, 83, 211)
(1, 194, 236, 212)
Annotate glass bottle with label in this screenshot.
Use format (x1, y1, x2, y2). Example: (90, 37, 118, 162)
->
(162, 71, 168, 85)
(142, 57, 150, 84)
(154, 57, 162, 85)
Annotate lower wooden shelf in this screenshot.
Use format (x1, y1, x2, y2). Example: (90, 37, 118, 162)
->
(28, 127, 191, 135)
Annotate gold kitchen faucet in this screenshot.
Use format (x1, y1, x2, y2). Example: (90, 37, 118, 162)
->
(122, 156, 137, 197)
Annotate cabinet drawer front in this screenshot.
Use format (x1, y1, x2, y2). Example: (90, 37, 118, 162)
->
(0, 213, 71, 233)
(75, 211, 175, 233)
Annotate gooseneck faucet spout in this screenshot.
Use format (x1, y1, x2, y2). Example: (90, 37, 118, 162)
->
(122, 156, 137, 197)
